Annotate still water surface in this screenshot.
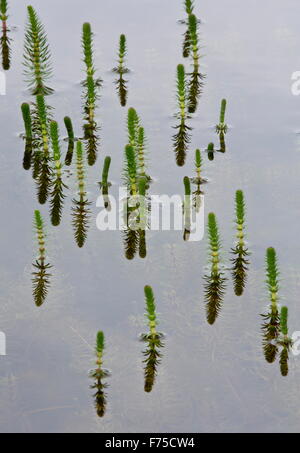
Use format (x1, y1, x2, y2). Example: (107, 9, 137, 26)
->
(1, 0, 300, 433)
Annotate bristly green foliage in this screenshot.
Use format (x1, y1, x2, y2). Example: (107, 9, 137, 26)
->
(142, 286, 164, 393)
(24, 6, 53, 95)
(231, 190, 250, 296)
(82, 23, 101, 166)
(1, 1, 10, 71)
(124, 144, 137, 194)
(173, 64, 191, 166)
(64, 116, 75, 166)
(187, 13, 204, 113)
(204, 213, 227, 325)
(113, 34, 129, 74)
(144, 286, 157, 332)
(216, 99, 228, 133)
(32, 210, 51, 307)
(72, 141, 91, 247)
(184, 0, 194, 15)
(278, 307, 293, 377)
(183, 176, 191, 196)
(34, 95, 52, 204)
(183, 176, 192, 241)
(280, 306, 288, 336)
(49, 121, 67, 226)
(123, 228, 139, 260)
(21, 103, 33, 169)
(21, 103, 32, 139)
(96, 331, 105, 357)
(115, 73, 128, 107)
(127, 107, 139, 148)
(0, 0, 7, 17)
(90, 330, 108, 417)
(261, 247, 281, 363)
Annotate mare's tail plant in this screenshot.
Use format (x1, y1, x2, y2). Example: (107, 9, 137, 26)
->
(142, 286, 164, 393)
(89, 331, 109, 418)
(71, 141, 91, 247)
(124, 144, 137, 196)
(187, 14, 204, 113)
(99, 156, 111, 209)
(183, 176, 191, 241)
(191, 149, 206, 211)
(0, 0, 10, 70)
(82, 22, 101, 166)
(230, 190, 250, 296)
(216, 99, 228, 134)
(34, 94, 52, 204)
(278, 307, 293, 377)
(261, 247, 281, 363)
(49, 121, 67, 226)
(64, 116, 75, 166)
(21, 102, 33, 170)
(113, 34, 129, 74)
(207, 142, 214, 161)
(32, 210, 52, 307)
(173, 64, 191, 166)
(24, 6, 53, 95)
(204, 213, 227, 325)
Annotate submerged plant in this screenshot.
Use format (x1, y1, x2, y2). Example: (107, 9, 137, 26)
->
(187, 14, 204, 114)
(230, 190, 250, 296)
(141, 286, 164, 393)
(216, 99, 228, 134)
(173, 64, 191, 166)
(191, 149, 206, 211)
(64, 116, 75, 166)
(204, 213, 227, 325)
(183, 176, 191, 241)
(207, 142, 214, 161)
(34, 95, 52, 204)
(278, 307, 293, 377)
(261, 247, 281, 363)
(99, 156, 111, 209)
(71, 141, 91, 247)
(90, 331, 109, 417)
(24, 6, 53, 95)
(0, 0, 11, 70)
(21, 102, 33, 170)
(32, 210, 52, 307)
(82, 22, 101, 166)
(49, 121, 67, 226)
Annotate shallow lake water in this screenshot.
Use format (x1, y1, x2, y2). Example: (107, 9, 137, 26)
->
(1, 0, 300, 433)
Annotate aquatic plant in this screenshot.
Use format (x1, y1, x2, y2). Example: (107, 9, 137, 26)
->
(216, 99, 228, 134)
(82, 22, 101, 166)
(127, 107, 139, 148)
(64, 116, 75, 166)
(113, 34, 129, 74)
(124, 144, 137, 195)
(99, 156, 111, 209)
(204, 213, 227, 325)
(230, 190, 250, 296)
(115, 73, 128, 107)
(71, 141, 91, 248)
(32, 210, 52, 307)
(21, 102, 33, 170)
(24, 6, 53, 95)
(142, 286, 164, 393)
(49, 121, 67, 226)
(183, 176, 191, 241)
(184, 0, 194, 15)
(278, 307, 293, 377)
(261, 247, 281, 363)
(90, 331, 109, 417)
(137, 126, 151, 180)
(34, 95, 52, 204)
(187, 14, 204, 113)
(173, 64, 191, 166)
(0, 0, 10, 70)
(207, 142, 214, 161)
(219, 131, 226, 153)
